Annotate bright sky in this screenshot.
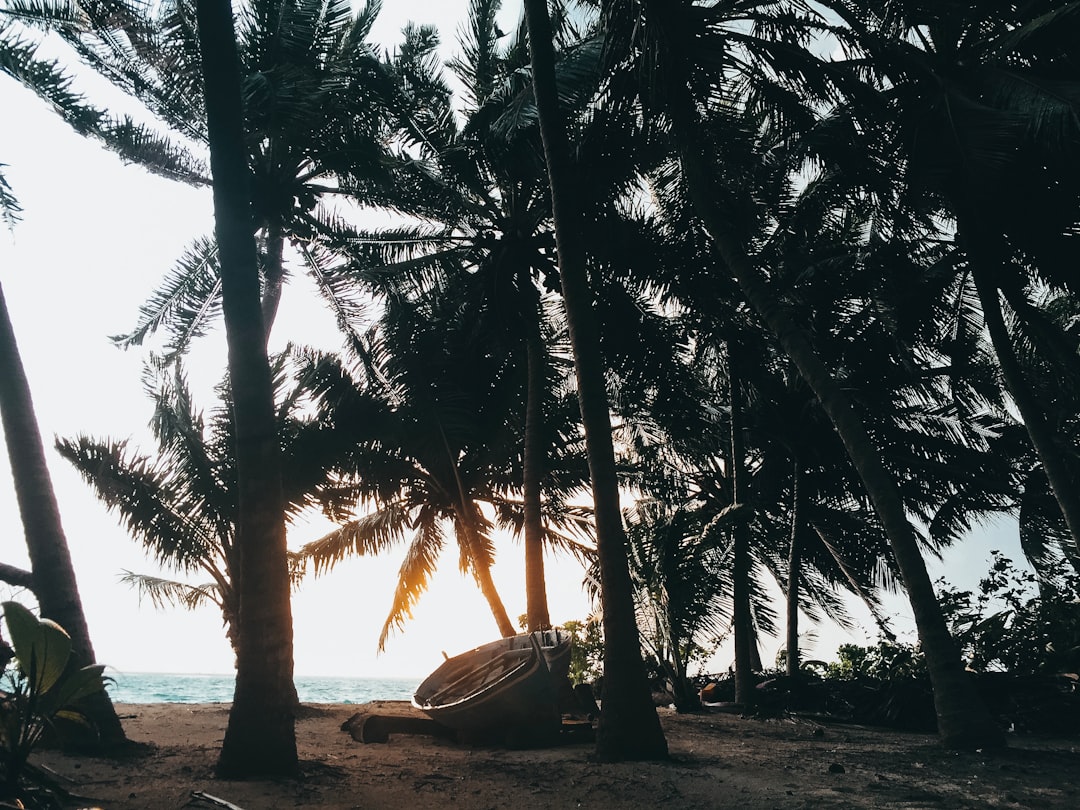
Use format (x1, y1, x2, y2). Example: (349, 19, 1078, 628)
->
(0, 1, 1025, 681)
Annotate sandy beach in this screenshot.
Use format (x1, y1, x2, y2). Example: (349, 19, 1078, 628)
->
(25, 701, 1078, 809)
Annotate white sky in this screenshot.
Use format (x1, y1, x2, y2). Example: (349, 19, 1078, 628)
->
(0, 0, 1024, 680)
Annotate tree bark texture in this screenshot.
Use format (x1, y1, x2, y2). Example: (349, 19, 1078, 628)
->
(728, 354, 756, 706)
(194, 0, 298, 777)
(521, 275, 551, 631)
(786, 463, 801, 679)
(523, 0, 667, 761)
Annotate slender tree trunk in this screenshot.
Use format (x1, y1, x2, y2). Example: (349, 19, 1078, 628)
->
(786, 463, 801, 679)
(728, 353, 756, 706)
(0, 280, 126, 746)
(194, 0, 298, 777)
(455, 509, 517, 639)
(523, 0, 667, 761)
(966, 236, 1080, 575)
(669, 102, 1002, 749)
(521, 276, 551, 631)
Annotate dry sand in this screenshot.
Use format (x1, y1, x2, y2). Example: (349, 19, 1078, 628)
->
(30, 701, 1079, 809)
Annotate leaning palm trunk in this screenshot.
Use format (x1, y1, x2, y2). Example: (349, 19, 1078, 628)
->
(454, 506, 517, 639)
(521, 276, 552, 631)
(523, 0, 667, 761)
(678, 130, 1003, 746)
(728, 354, 756, 706)
(966, 233, 1080, 575)
(786, 464, 801, 679)
(194, 0, 298, 778)
(0, 280, 126, 746)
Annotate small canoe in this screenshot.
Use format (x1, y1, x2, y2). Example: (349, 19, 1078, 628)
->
(412, 629, 571, 735)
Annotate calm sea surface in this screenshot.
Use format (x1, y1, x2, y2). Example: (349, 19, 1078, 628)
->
(105, 671, 420, 704)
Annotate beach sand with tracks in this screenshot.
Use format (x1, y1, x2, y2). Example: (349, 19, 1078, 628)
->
(29, 701, 1079, 808)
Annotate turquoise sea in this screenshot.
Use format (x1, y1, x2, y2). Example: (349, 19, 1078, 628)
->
(105, 671, 420, 704)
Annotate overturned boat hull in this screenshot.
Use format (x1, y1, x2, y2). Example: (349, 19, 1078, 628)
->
(412, 629, 571, 735)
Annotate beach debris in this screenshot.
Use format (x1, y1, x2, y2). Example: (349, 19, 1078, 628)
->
(189, 791, 247, 810)
(341, 709, 456, 744)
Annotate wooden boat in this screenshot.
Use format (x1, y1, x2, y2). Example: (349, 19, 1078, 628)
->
(412, 629, 571, 735)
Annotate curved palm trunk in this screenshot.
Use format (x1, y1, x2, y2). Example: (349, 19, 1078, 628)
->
(521, 277, 552, 631)
(456, 508, 517, 638)
(523, 0, 667, 761)
(684, 164, 1001, 747)
(786, 463, 801, 679)
(0, 280, 126, 746)
(967, 241, 1080, 574)
(670, 108, 1002, 748)
(728, 355, 756, 706)
(194, 0, 298, 778)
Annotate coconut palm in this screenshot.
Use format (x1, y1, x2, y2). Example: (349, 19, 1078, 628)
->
(0, 140, 125, 746)
(823, 0, 1080, 575)
(522, 0, 669, 760)
(596, 0, 1004, 748)
(0, 279, 126, 746)
(191, 0, 296, 777)
(296, 287, 594, 649)
(55, 355, 352, 664)
(2, 0, 403, 356)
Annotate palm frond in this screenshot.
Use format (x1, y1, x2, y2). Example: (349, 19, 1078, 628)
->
(119, 570, 223, 611)
(110, 235, 221, 355)
(299, 502, 412, 576)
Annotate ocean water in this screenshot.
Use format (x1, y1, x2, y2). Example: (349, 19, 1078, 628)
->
(105, 671, 420, 704)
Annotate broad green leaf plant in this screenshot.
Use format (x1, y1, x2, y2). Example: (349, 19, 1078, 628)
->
(0, 601, 108, 796)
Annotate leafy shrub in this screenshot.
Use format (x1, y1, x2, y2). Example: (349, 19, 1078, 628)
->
(1, 601, 109, 803)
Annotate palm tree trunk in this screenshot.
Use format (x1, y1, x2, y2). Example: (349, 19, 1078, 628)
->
(674, 121, 1003, 749)
(194, 0, 298, 778)
(523, 0, 667, 761)
(728, 353, 756, 706)
(455, 508, 517, 638)
(0, 279, 126, 746)
(521, 276, 551, 631)
(786, 462, 801, 679)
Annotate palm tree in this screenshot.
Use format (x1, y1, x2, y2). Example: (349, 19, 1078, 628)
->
(192, 0, 296, 777)
(3, 0, 399, 356)
(594, 0, 1010, 748)
(55, 355, 351, 663)
(297, 289, 594, 648)
(523, 0, 668, 761)
(0, 279, 126, 746)
(0, 141, 125, 746)
(824, 0, 1080, 576)
(328, 1, 576, 632)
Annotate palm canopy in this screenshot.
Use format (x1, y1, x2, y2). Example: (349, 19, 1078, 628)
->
(296, 286, 594, 651)
(1, 0, 414, 356)
(54, 351, 355, 657)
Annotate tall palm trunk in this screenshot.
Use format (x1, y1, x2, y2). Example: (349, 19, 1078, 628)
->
(786, 462, 801, 679)
(0, 280, 126, 746)
(680, 146, 1001, 747)
(965, 228, 1080, 575)
(523, 0, 667, 761)
(521, 276, 552, 631)
(660, 54, 1001, 746)
(194, 0, 298, 778)
(728, 354, 756, 706)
